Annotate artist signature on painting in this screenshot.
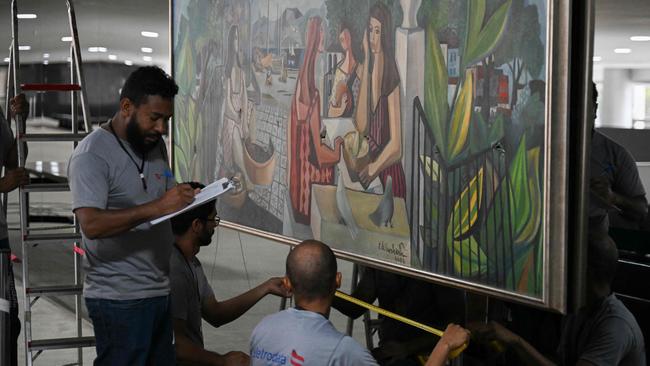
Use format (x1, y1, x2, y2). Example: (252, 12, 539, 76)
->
(377, 241, 408, 264)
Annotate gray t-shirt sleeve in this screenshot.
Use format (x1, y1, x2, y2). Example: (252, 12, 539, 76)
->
(613, 145, 646, 198)
(579, 316, 634, 366)
(170, 264, 191, 321)
(68, 152, 110, 210)
(330, 336, 378, 366)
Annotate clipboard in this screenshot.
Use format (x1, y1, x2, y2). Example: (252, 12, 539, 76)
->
(150, 177, 235, 225)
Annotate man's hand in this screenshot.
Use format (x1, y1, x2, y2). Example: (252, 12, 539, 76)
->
(263, 277, 291, 298)
(590, 176, 616, 207)
(9, 93, 28, 120)
(155, 184, 198, 215)
(222, 351, 250, 366)
(0, 168, 29, 193)
(439, 323, 470, 350)
(469, 321, 518, 347)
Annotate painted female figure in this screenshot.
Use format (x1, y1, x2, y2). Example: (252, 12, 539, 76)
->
(288, 17, 343, 224)
(353, 3, 406, 198)
(327, 23, 359, 118)
(221, 24, 253, 189)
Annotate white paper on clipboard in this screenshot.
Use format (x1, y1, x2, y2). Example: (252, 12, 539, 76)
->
(150, 177, 235, 226)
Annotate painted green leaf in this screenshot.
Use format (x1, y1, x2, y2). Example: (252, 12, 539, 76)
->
(508, 136, 531, 241)
(450, 235, 489, 277)
(514, 147, 542, 244)
(464, 0, 486, 69)
(449, 167, 484, 238)
(424, 22, 449, 159)
(488, 114, 505, 145)
(465, 0, 512, 66)
(448, 70, 474, 161)
(176, 29, 195, 95)
(420, 155, 440, 182)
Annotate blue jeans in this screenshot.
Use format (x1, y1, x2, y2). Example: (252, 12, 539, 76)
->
(85, 296, 175, 366)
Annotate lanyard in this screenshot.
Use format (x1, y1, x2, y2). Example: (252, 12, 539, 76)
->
(108, 121, 147, 191)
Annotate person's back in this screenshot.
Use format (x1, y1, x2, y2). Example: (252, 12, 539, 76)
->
(250, 308, 377, 365)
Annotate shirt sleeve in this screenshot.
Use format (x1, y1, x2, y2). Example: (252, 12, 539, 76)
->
(330, 336, 379, 366)
(169, 263, 191, 321)
(68, 152, 110, 210)
(579, 316, 634, 366)
(612, 144, 646, 198)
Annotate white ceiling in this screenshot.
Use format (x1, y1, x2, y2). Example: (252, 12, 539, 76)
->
(594, 0, 650, 69)
(0, 0, 169, 70)
(0, 0, 648, 72)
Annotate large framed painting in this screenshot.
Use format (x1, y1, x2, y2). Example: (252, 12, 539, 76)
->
(171, 0, 570, 311)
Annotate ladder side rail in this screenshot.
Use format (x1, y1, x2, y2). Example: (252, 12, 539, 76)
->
(10, 1, 34, 364)
(67, 0, 92, 133)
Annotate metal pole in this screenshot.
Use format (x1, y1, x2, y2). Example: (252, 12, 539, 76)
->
(0, 249, 10, 366)
(568, 0, 595, 313)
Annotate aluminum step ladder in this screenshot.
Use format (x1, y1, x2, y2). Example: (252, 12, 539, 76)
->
(6, 1, 94, 364)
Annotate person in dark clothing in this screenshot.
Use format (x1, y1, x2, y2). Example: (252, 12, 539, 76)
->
(332, 267, 464, 366)
(470, 234, 646, 365)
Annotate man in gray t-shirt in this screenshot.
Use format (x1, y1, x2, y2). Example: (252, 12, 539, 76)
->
(169, 182, 288, 366)
(471, 234, 646, 366)
(250, 240, 470, 366)
(68, 66, 197, 366)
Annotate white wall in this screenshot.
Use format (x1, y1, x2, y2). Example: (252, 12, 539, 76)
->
(600, 68, 633, 128)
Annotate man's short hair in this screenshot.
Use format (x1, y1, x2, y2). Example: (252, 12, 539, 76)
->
(170, 182, 215, 236)
(587, 232, 619, 286)
(120, 66, 179, 107)
(286, 240, 337, 300)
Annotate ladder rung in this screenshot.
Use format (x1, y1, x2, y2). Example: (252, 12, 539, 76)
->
(27, 284, 82, 297)
(21, 83, 82, 92)
(24, 232, 81, 243)
(22, 183, 69, 192)
(29, 336, 95, 351)
(21, 133, 87, 142)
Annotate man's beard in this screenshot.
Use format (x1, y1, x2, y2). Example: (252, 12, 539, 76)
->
(199, 229, 213, 247)
(126, 114, 161, 155)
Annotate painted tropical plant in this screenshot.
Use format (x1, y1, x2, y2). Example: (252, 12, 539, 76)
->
(419, 0, 544, 295)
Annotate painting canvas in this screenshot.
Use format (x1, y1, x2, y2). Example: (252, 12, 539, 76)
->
(171, 0, 568, 310)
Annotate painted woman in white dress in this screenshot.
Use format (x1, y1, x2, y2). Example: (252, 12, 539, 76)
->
(220, 24, 253, 189)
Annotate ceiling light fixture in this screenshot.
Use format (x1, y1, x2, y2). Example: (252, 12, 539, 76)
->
(88, 47, 108, 53)
(18, 46, 31, 51)
(593, 56, 602, 62)
(630, 36, 650, 42)
(43, 53, 50, 58)
(633, 121, 646, 130)
(614, 48, 631, 54)
(124, 60, 133, 66)
(108, 54, 117, 60)
(17, 14, 37, 19)
(142, 56, 153, 62)
(43, 60, 49, 65)
(3, 58, 9, 62)
(141, 47, 153, 53)
(61, 36, 73, 42)
(141, 31, 159, 38)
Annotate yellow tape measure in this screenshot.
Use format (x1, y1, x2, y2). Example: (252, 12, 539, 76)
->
(334, 290, 468, 359)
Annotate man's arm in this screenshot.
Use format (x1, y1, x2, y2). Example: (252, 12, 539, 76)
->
(74, 184, 197, 239)
(331, 267, 377, 319)
(470, 321, 557, 366)
(173, 319, 249, 366)
(202, 277, 289, 328)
